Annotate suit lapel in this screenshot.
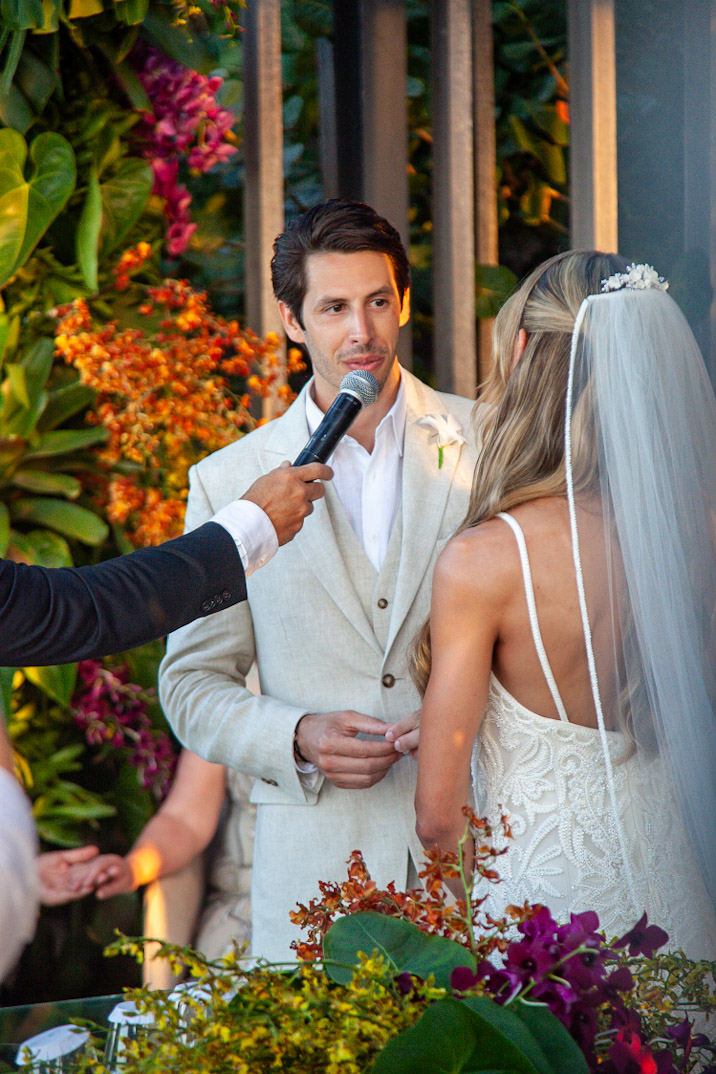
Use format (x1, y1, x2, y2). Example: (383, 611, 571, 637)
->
(385, 373, 466, 655)
(262, 386, 382, 656)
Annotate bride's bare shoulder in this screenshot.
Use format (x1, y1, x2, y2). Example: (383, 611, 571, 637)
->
(434, 518, 518, 601)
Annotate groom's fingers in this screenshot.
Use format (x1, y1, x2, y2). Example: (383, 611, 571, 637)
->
(296, 710, 402, 787)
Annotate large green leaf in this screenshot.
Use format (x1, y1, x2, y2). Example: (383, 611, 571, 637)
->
(38, 381, 95, 430)
(24, 661, 78, 707)
(462, 999, 554, 1074)
(98, 157, 153, 256)
(11, 468, 82, 497)
(0, 127, 28, 169)
(15, 48, 57, 112)
(475, 263, 518, 319)
(142, 5, 219, 73)
(10, 496, 109, 544)
(0, 27, 25, 94)
(9, 526, 73, 566)
(20, 336, 54, 403)
(17, 132, 77, 267)
(323, 911, 475, 989)
(371, 996, 539, 1074)
(112, 58, 151, 110)
(509, 1002, 588, 1074)
(114, 0, 149, 25)
(24, 425, 108, 457)
(0, 435, 26, 480)
(76, 165, 102, 292)
(0, 81, 33, 133)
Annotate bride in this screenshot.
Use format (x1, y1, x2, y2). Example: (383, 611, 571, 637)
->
(410, 251, 716, 959)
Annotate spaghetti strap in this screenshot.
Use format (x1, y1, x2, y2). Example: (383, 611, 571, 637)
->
(496, 512, 570, 723)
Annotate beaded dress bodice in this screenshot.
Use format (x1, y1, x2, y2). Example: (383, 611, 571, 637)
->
(470, 514, 716, 960)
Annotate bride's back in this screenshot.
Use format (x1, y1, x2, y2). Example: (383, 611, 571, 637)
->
(485, 495, 622, 729)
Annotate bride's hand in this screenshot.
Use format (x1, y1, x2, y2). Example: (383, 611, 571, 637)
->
(384, 709, 421, 758)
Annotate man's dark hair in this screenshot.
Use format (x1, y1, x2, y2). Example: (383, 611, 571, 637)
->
(270, 199, 410, 327)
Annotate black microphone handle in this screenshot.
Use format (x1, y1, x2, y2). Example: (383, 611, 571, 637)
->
(293, 391, 363, 466)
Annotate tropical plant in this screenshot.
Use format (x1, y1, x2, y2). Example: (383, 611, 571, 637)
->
(57, 813, 716, 1074)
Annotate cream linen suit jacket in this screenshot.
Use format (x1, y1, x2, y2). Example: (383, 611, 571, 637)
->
(159, 369, 477, 962)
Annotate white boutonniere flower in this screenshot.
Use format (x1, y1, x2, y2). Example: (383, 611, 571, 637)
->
(416, 413, 466, 468)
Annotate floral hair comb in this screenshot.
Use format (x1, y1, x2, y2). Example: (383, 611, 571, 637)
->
(600, 263, 668, 293)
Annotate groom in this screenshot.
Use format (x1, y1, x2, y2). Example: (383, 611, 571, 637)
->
(159, 200, 477, 962)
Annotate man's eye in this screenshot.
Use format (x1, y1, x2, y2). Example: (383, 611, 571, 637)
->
(326, 304, 344, 313)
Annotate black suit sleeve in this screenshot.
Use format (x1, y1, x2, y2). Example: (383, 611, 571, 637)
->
(0, 522, 247, 667)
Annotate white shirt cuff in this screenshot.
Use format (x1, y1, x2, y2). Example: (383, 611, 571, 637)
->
(210, 500, 279, 578)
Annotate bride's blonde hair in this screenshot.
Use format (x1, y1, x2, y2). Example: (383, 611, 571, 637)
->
(411, 249, 629, 695)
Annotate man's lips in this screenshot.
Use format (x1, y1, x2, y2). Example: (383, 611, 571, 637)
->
(343, 355, 386, 370)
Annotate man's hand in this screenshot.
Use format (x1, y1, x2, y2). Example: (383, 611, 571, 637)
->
(295, 711, 402, 789)
(242, 461, 333, 546)
(384, 709, 421, 758)
(38, 845, 100, 906)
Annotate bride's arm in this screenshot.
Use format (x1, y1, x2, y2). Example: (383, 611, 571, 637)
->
(415, 526, 505, 898)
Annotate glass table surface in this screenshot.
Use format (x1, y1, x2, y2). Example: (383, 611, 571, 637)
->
(0, 994, 122, 1070)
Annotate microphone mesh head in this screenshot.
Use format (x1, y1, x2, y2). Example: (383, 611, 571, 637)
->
(339, 369, 379, 407)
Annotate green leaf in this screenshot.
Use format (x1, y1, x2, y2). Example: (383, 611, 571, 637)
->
(9, 526, 73, 566)
(38, 381, 95, 430)
(17, 132, 77, 267)
(15, 47, 58, 112)
(142, 5, 218, 73)
(24, 425, 108, 457)
(5, 362, 29, 406)
(0, 500, 9, 555)
(98, 156, 153, 255)
(372, 996, 540, 1074)
(11, 468, 82, 497)
(533, 142, 566, 185)
(509, 115, 537, 154)
(0, 126, 28, 169)
(462, 998, 553, 1074)
(323, 911, 475, 989)
(76, 165, 101, 292)
(0, 80, 33, 133)
(0, 183, 29, 288)
(112, 57, 151, 110)
(0, 28, 25, 95)
(114, 0, 149, 25)
(10, 496, 109, 544)
(510, 1002, 589, 1074)
(24, 661, 78, 707)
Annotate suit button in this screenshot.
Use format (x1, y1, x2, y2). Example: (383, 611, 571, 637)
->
(382, 673, 395, 688)
(201, 600, 212, 613)
(377, 597, 388, 609)
(261, 777, 278, 786)
(222, 590, 231, 601)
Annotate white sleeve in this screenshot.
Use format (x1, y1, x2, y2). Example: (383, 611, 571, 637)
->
(0, 771, 38, 983)
(210, 500, 279, 578)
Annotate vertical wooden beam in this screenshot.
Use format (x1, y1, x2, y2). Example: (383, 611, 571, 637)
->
(316, 37, 339, 199)
(243, 0, 285, 417)
(359, 0, 411, 368)
(472, 0, 498, 384)
(431, 0, 477, 398)
(567, 0, 618, 251)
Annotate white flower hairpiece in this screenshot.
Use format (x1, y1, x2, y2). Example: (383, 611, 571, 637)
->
(600, 263, 668, 293)
(416, 413, 466, 468)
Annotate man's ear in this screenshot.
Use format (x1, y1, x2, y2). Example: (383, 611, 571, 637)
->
(278, 300, 306, 344)
(399, 286, 411, 327)
(511, 328, 528, 370)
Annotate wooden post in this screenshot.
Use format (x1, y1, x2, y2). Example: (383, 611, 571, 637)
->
(359, 0, 411, 368)
(243, 0, 285, 418)
(431, 0, 477, 399)
(567, 0, 618, 251)
(472, 0, 498, 384)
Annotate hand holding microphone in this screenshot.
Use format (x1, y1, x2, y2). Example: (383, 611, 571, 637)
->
(294, 370, 380, 466)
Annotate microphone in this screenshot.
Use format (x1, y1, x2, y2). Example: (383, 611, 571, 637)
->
(294, 370, 379, 466)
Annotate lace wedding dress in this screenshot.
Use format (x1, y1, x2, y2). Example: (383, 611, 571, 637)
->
(470, 513, 716, 960)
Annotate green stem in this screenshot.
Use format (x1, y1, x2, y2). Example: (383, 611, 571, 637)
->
(457, 821, 477, 957)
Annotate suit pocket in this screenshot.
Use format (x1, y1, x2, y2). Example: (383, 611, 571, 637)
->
(249, 777, 320, 807)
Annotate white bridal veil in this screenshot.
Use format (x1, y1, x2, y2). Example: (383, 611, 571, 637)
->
(565, 278, 716, 926)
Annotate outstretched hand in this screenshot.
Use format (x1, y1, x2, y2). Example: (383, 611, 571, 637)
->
(295, 710, 402, 789)
(242, 461, 333, 545)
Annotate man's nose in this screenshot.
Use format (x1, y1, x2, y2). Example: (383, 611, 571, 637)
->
(348, 307, 371, 343)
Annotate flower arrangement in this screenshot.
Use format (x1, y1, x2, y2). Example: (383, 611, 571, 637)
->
(53, 246, 306, 546)
(60, 811, 715, 1074)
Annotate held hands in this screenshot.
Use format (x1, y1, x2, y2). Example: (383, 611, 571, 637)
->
(242, 461, 333, 545)
(38, 848, 137, 905)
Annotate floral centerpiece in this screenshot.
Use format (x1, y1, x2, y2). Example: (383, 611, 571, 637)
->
(56, 810, 715, 1074)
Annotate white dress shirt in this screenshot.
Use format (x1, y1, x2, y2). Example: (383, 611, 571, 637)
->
(0, 770, 38, 983)
(305, 377, 406, 572)
(210, 499, 278, 577)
